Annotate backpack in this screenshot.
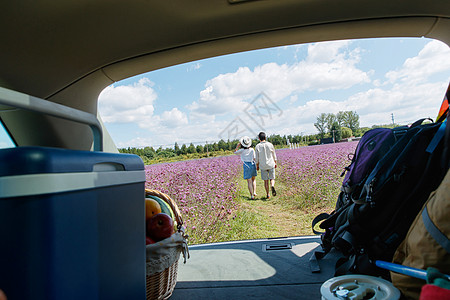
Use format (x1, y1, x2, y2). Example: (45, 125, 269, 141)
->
(311, 118, 449, 278)
(312, 126, 401, 251)
(341, 127, 398, 197)
(390, 168, 450, 299)
(340, 119, 428, 200)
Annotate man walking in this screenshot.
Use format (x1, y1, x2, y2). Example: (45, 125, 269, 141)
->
(255, 132, 277, 199)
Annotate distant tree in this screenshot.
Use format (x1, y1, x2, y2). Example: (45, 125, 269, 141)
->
(196, 144, 204, 153)
(336, 111, 346, 127)
(174, 142, 181, 155)
(330, 121, 342, 142)
(269, 134, 283, 145)
(286, 134, 293, 144)
(371, 123, 398, 129)
(187, 143, 197, 154)
(157, 150, 176, 158)
(341, 127, 353, 139)
(314, 113, 327, 139)
(326, 113, 337, 133)
(343, 111, 360, 133)
(226, 139, 232, 150)
(143, 146, 156, 159)
(180, 144, 187, 155)
(218, 139, 227, 151)
(358, 127, 371, 136)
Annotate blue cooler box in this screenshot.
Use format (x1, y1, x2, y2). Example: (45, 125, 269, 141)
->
(0, 147, 146, 300)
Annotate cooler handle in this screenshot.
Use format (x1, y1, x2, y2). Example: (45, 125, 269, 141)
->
(0, 87, 103, 151)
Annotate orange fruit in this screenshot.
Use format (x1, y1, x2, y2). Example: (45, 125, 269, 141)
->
(145, 198, 161, 220)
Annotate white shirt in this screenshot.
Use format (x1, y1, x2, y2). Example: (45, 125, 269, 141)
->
(255, 141, 277, 170)
(235, 148, 256, 163)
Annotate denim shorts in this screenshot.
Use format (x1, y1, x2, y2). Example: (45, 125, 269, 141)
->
(243, 161, 257, 179)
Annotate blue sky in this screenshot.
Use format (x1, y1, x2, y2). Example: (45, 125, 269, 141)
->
(2, 38, 449, 149)
(97, 37, 450, 149)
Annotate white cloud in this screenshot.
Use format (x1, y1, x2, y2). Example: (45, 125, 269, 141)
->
(187, 62, 202, 72)
(98, 78, 157, 123)
(350, 82, 447, 125)
(385, 40, 450, 84)
(187, 67, 259, 115)
(158, 108, 188, 128)
(99, 79, 190, 133)
(189, 40, 370, 116)
(306, 40, 351, 63)
(289, 94, 298, 104)
(271, 81, 448, 137)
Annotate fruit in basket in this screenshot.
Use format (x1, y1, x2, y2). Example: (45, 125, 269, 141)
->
(147, 196, 175, 220)
(159, 202, 178, 232)
(146, 213, 174, 242)
(145, 198, 161, 220)
(146, 236, 155, 245)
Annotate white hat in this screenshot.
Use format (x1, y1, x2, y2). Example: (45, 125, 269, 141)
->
(240, 136, 252, 148)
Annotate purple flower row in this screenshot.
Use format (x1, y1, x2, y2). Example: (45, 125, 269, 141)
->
(145, 156, 242, 244)
(276, 142, 358, 211)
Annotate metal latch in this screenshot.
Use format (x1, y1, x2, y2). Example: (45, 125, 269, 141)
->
(262, 243, 293, 252)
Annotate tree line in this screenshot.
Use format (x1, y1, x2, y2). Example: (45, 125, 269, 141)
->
(314, 111, 361, 142)
(118, 133, 324, 164)
(119, 110, 397, 164)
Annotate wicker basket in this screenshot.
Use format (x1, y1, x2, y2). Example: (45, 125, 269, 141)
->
(145, 189, 188, 300)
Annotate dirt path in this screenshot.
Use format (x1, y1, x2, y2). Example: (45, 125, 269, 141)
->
(235, 177, 315, 237)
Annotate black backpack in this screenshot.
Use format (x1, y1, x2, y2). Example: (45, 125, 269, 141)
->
(311, 117, 449, 278)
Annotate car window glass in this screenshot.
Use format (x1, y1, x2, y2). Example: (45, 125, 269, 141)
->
(0, 121, 14, 149)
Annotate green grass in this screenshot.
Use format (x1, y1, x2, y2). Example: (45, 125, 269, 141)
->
(143, 150, 234, 165)
(224, 175, 324, 241)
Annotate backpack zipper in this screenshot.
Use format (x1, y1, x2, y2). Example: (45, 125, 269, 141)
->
(366, 178, 376, 208)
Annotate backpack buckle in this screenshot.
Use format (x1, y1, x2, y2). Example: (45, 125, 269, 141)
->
(366, 179, 376, 208)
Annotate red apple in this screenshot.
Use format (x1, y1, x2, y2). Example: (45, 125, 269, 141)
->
(146, 213, 174, 242)
(146, 236, 155, 245)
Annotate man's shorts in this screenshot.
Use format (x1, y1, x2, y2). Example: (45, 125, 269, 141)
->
(261, 168, 275, 180)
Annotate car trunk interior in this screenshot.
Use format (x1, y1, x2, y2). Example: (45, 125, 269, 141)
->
(172, 236, 338, 299)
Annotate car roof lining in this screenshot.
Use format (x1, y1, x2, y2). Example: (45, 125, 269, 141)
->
(49, 16, 450, 115)
(102, 17, 447, 82)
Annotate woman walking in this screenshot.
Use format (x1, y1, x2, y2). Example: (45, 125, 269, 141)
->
(234, 136, 257, 199)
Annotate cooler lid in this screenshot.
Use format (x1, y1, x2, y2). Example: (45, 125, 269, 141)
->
(0, 146, 144, 176)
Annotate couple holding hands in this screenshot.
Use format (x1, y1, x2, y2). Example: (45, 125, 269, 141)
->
(234, 132, 277, 199)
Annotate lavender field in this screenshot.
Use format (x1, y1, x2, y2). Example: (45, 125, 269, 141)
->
(277, 142, 358, 211)
(145, 156, 242, 244)
(145, 142, 358, 244)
